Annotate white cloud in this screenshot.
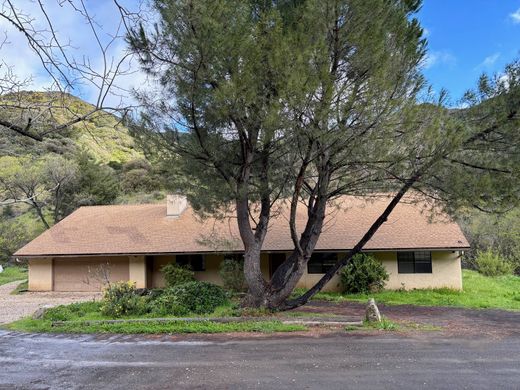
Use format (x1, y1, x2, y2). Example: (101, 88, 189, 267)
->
(510, 8, 520, 23)
(422, 51, 456, 69)
(475, 52, 501, 69)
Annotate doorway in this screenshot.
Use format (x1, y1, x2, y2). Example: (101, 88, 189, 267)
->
(269, 253, 286, 278)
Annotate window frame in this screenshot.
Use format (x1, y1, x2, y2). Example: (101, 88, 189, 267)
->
(397, 251, 432, 274)
(176, 254, 205, 271)
(307, 252, 338, 274)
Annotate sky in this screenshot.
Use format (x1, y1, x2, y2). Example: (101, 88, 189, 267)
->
(418, 0, 520, 104)
(0, 1, 519, 108)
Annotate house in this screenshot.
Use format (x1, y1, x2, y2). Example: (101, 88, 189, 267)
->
(14, 195, 470, 292)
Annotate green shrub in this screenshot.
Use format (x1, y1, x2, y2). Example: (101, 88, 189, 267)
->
(149, 289, 190, 316)
(43, 301, 102, 321)
(101, 282, 148, 317)
(340, 253, 389, 294)
(475, 249, 514, 276)
(165, 281, 228, 314)
(219, 257, 247, 292)
(161, 263, 195, 288)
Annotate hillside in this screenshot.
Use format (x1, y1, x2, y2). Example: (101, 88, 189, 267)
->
(0, 91, 142, 164)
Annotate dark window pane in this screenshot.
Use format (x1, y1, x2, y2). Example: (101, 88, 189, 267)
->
(397, 251, 432, 274)
(176, 255, 190, 267)
(414, 251, 432, 273)
(397, 252, 415, 274)
(176, 254, 205, 271)
(190, 255, 205, 271)
(307, 253, 338, 274)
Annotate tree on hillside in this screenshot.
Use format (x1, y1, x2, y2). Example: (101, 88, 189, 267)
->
(0, 155, 78, 227)
(0, 152, 120, 227)
(128, 0, 519, 310)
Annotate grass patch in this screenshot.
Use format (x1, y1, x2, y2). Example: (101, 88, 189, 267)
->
(313, 270, 520, 311)
(363, 317, 399, 331)
(7, 318, 306, 334)
(0, 267, 27, 286)
(4, 301, 307, 334)
(10, 280, 28, 295)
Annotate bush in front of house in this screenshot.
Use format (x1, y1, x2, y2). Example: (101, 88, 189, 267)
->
(219, 257, 247, 293)
(340, 253, 389, 294)
(475, 249, 514, 276)
(148, 289, 190, 316)
(42, 301, 102, 321)
(101, 281, 148, 317)
(161, 262, 195, 287)
(163, 281, 229, 314)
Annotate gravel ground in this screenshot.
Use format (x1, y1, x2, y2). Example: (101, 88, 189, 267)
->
(0, 281, 101, 324)
(300, 300, 520, 338)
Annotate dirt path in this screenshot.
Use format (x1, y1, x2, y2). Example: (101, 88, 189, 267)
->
(299, 300, 520, 338)
(0, 281, 101, 324)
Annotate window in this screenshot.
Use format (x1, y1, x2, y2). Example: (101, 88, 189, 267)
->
(307, 252, 338, 274)
(176, 254, 205, 271)
(397, 251, 432, 274)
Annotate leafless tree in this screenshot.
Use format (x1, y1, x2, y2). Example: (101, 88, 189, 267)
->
(0, 0, 142, 141)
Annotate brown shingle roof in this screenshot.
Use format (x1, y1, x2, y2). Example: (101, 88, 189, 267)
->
(14, 195, 469, 257)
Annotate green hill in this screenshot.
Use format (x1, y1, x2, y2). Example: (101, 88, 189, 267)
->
(0, 91, 142, 164)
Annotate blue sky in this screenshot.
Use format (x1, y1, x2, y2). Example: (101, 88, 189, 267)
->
(0, 1, 518, 108)
(418, 1, 520, 104)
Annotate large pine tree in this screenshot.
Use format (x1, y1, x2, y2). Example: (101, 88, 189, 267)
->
(129, 0, 520, 309)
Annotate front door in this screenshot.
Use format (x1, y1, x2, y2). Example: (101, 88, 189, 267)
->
(269, 253, 286, 278)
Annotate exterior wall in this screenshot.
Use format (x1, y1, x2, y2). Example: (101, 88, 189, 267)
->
(295, 251, 462, 292)
(151, 255, 175, 288)
(28, 258, 53, 291)
(150, 253, 270, 288)
(27, 250, 463, 292)
(377, 251, 462, 290)
(129, 256, 146, 288)
(150, 254, 225, 288)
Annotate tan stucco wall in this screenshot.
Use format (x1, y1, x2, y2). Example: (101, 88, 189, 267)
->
(28, 258, 53, 291)
(150, 253, 270, 288)
(129, 256, 146, 288)
(27, 250, 462, 291)
(377, 251, 462, 290)
(296, 251, 462, 291)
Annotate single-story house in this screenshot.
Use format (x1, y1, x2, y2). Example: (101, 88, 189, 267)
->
(14, 195, 470, 292)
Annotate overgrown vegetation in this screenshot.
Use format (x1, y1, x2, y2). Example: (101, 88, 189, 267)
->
(100, 279, 229, 319)
(7, 317, 306, 334)
(474, 249, 514, 277)
(161, 263, 195, 288)
(165, 281, 229, 314)
(0, 93, 172, 264)
(100, 282, 148, 317)
(219, 257, 247, 293)
(316, 270, 520, 311)
(0, 266, 26, 286)
(459, 208, 520, 275)
(5, 297, 304, 334)
(340, 254, 389, 294)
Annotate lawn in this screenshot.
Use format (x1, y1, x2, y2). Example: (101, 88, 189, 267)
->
(5, 301, 308, 334)
(0, 267, 27, 286)
(313, 270, 520, 311)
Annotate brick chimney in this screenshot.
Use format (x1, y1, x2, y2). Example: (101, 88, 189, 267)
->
(166, 194, 187, 218)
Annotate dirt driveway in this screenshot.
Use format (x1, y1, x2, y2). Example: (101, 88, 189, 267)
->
(300, 300, 520, 338)
(0, 281, 101, 324)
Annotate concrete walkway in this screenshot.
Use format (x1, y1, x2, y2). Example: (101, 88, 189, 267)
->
(0, 281, 101, 324)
